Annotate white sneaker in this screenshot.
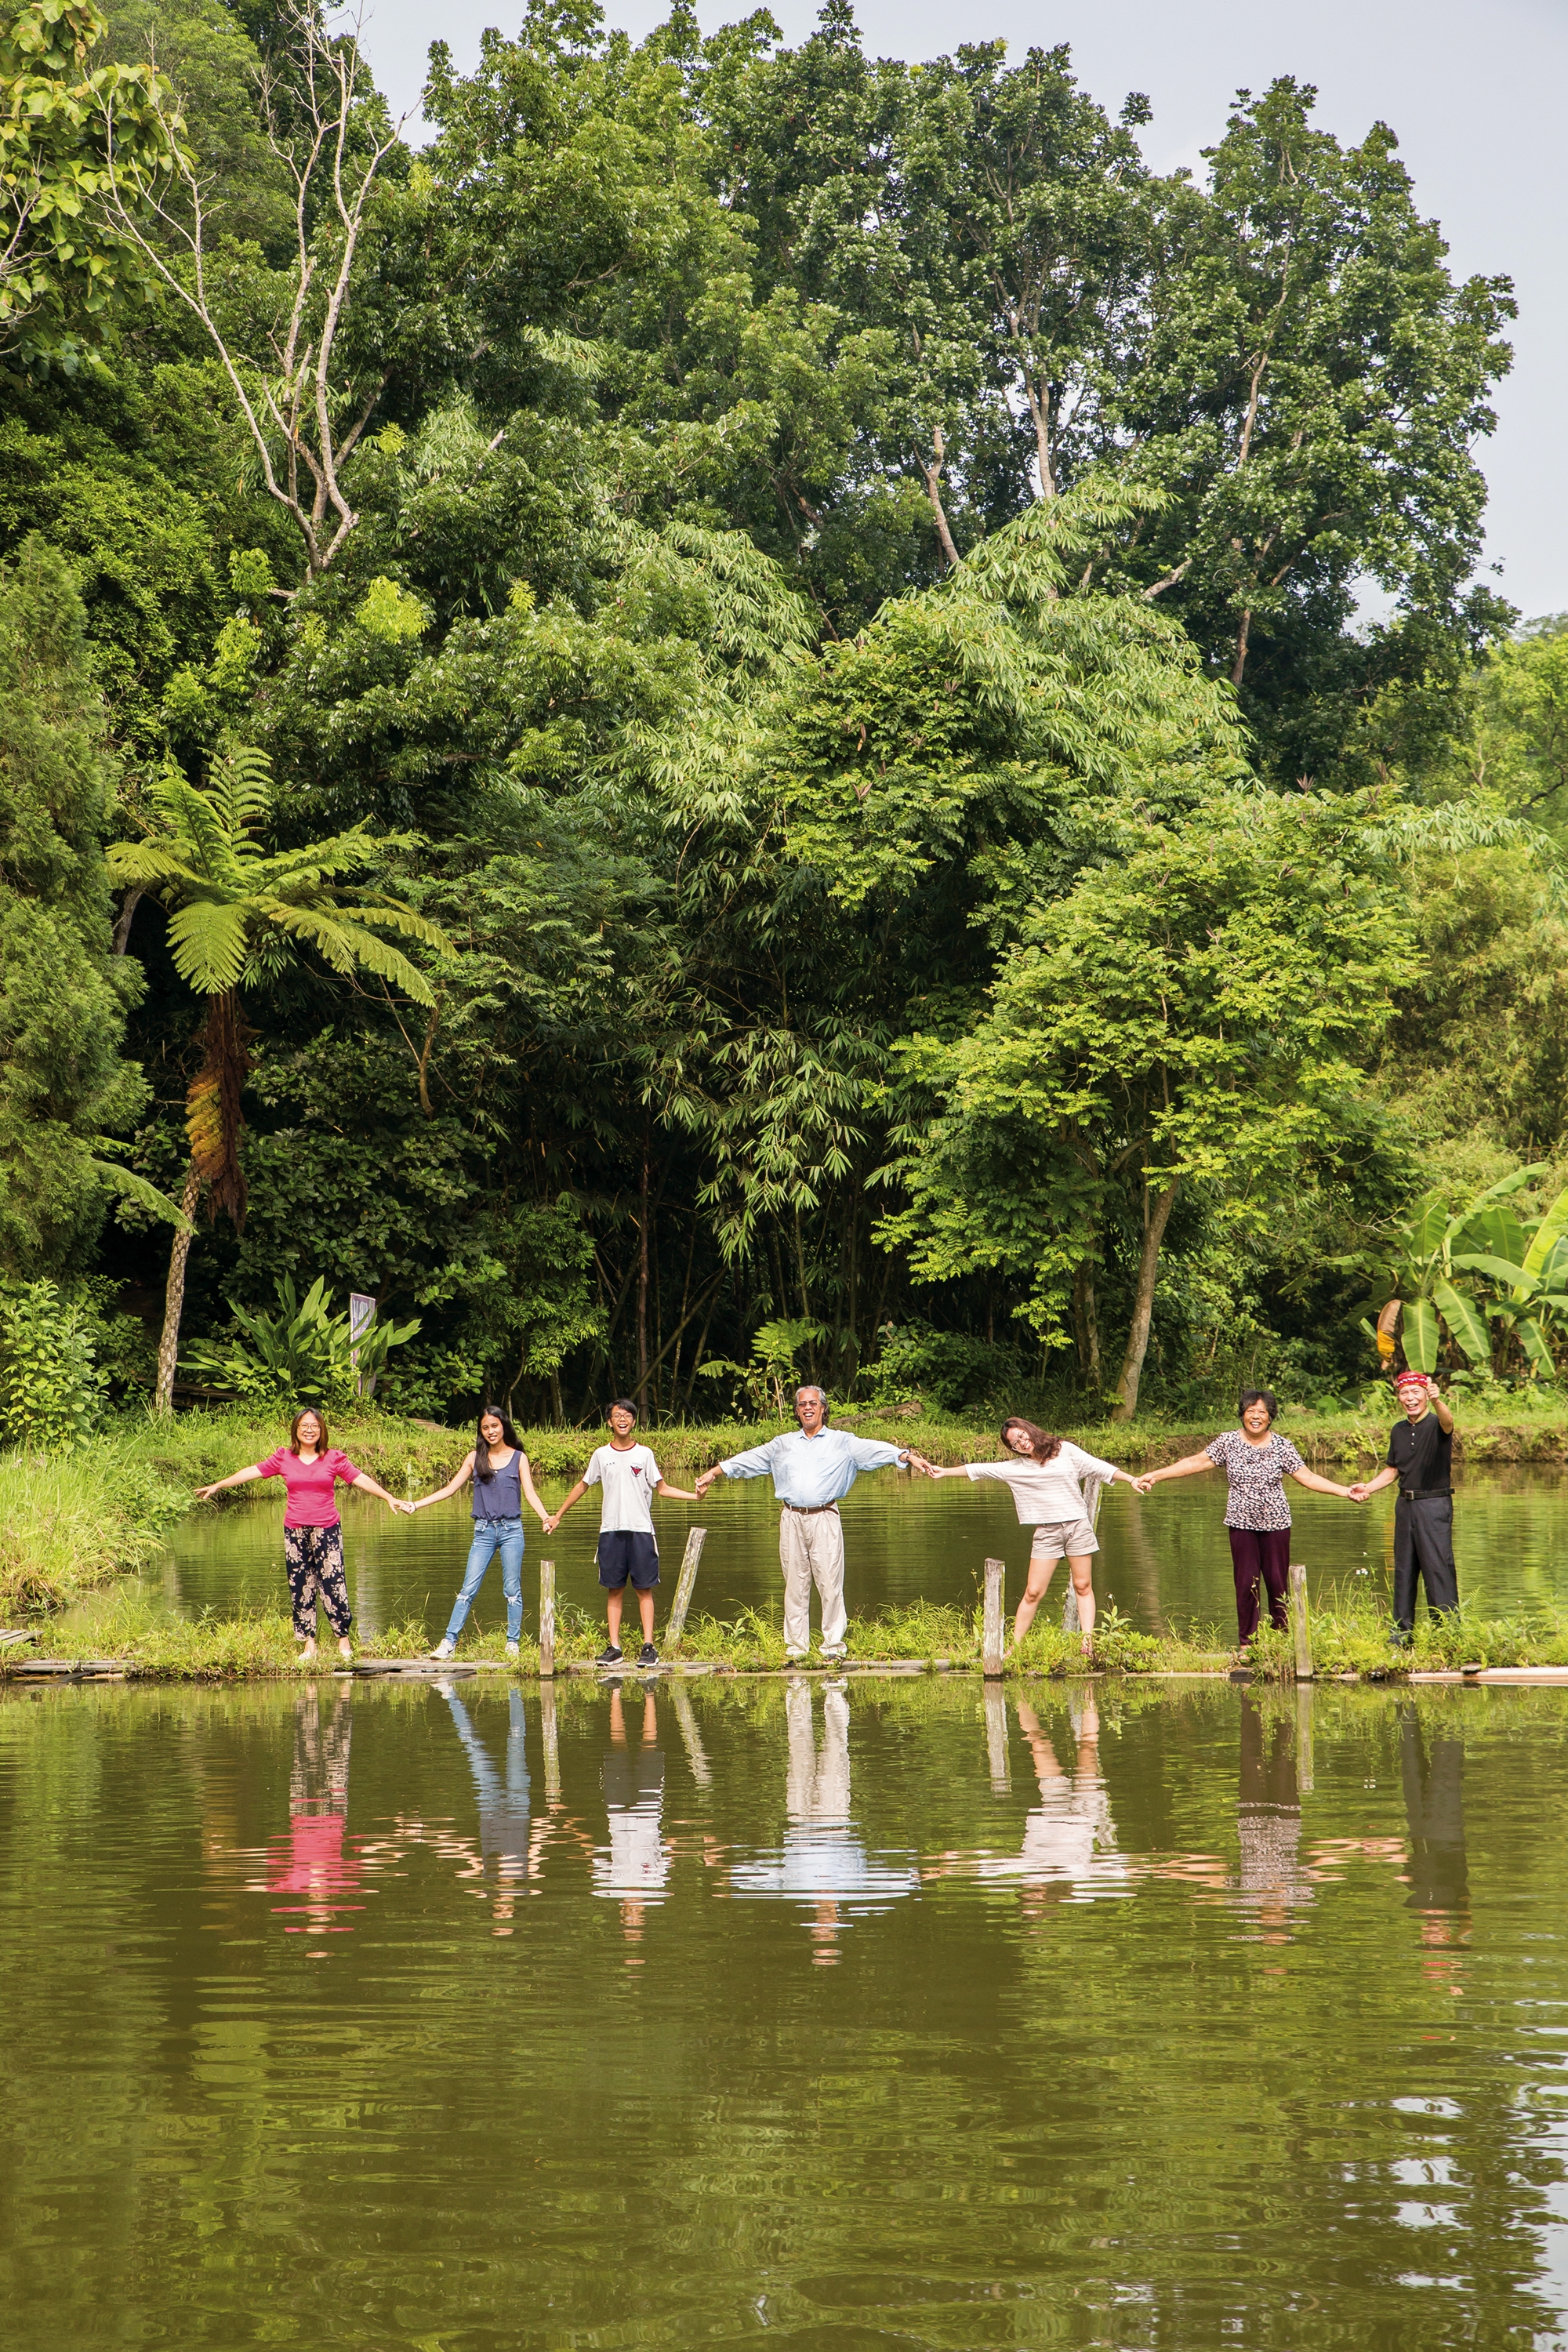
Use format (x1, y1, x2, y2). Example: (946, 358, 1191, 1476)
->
(505, 1640, 520, 1662)
(428, 1637, 456, 1661)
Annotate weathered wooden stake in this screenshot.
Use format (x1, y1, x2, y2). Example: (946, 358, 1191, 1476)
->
(1289, 1562, 1313, 1682)
(984, 1683, 1011, 1792)
(982, 1556, 1006, 1679)
(1295, 1681, 1315, 1796)
(671, 1680, 713, 1788)
(540, 1681, 561, 1804)
(539, 1557, 557, 1679)
(1064, 1474, 1106, 1632)
(665, 1526, 708, 1644)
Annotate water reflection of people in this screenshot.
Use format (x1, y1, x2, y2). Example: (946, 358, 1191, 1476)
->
(730, 1681, 919, 1962)
(441, 1684, 532, 1932)
(593, 1685, 670, 1948)
(1399, 1704, 1469, 1974)
(267, 1686, 363, 1934)
(932, 1697, 1126, 1910)
(1234, 1696, 1313, 1939)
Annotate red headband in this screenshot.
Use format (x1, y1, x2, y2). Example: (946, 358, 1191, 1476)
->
(1394, 1371, 1429, 1391)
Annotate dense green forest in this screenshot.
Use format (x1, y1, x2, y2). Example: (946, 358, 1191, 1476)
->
(3, 0, 1567, 1432)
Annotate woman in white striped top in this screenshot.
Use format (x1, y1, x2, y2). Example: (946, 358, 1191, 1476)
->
(924, 1417, 1148, 1653)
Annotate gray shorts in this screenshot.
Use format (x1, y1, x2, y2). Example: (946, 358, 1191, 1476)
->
(1029, 1517, 1098, 1563)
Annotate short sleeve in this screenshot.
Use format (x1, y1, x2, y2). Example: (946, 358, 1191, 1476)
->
(1385, 1429, 1399, 1467)
(333, 1451, 361, 1483)
(256, 1449, 287, 1479)
(1204, 1435, 1230, 1468)
(583, 1448, 604, 1487)
(1276, 1439, 1304, 1475)
(642, 1448, 662, 1485)
(1065, 1443, 1119, 1484)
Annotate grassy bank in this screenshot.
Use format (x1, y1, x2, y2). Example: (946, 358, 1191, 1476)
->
(8, 1395, 1568, 1623)
(9, 1579, 1568, 1685)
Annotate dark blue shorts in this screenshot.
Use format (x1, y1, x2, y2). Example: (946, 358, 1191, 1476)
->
(597, 1530, 660, 1591)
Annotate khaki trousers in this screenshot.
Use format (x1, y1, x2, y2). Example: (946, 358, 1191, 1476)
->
(779, 1505, 847, 1653)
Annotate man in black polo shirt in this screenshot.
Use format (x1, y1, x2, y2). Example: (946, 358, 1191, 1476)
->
(1350, 1370, 1458, 1642)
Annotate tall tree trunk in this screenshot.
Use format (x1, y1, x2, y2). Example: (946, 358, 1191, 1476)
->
(635, 1145, 650, 1408)
(1111, 1181, 1179, 1422)
(154, 1161, 203, 1414)
(1073, 1263, 1102, 1393)
(920, 426, 961, 569)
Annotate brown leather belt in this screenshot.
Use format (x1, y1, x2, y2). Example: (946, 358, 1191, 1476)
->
(781, 1501, 840, 1515)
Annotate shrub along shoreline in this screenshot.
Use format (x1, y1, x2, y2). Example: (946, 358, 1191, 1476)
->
(5, 1400, 1568, 1660)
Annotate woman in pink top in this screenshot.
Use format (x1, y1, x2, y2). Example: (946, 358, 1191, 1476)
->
(195, 1407, 408, 1661)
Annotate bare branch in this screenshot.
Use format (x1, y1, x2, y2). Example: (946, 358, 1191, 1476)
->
(93, 0, 407, 581)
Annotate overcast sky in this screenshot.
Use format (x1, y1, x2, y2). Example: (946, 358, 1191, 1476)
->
(354, 0, 1567, 619)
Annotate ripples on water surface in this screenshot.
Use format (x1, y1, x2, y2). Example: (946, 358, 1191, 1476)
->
(3, 1673, 1568, 2348)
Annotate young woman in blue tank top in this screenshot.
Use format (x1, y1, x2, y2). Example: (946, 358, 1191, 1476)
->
(412, 1410, 550, 1661)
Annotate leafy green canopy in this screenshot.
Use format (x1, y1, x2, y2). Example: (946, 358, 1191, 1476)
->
(0, 533, 149, 1275)
(0, 0, 187, 370)
(880, 792, 1413, 1382)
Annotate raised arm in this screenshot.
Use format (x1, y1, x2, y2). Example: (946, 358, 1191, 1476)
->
(1349, 1463, 1401, 1501)
(410, 1450, 477, 1511)
(194, 1462, 264, 1502)
(1140, 1450, 1218, 1492)
(349, 1468, 408, 1513)
(1288, 1466, 1359, 1500)
(695, 1438, 779, 1495)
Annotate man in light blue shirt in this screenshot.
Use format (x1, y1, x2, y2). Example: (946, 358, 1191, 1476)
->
(695, 1386, 925, 1661)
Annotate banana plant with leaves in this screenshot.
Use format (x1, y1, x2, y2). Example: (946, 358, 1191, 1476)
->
(1449, 1179, 1568, 1379)
(107, 743, 448, 1410)
(1373, 1168, 1548, 1374)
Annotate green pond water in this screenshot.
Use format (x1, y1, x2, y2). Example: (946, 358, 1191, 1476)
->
(2, 1672, 1567, 2349)
(107, 1461, 1568, 1646)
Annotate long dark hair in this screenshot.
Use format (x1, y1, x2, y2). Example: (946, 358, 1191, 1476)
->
(1001, 1415, 1062, 1465)
(289, 1407, 328, 1456)
(475, 1409, 519, 1479)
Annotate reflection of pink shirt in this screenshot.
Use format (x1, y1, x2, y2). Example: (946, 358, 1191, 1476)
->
(256, 1446, 362, 1528)
(267, 1813, 363, 1930)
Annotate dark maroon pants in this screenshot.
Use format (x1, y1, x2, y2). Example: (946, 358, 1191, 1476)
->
(1228, 1526, 1290, 1642)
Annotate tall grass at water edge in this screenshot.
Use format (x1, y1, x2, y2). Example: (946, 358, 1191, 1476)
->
(13, 1393, 1568, 1630)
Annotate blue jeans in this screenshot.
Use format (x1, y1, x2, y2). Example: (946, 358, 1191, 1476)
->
(445, 1518, 526, 1643)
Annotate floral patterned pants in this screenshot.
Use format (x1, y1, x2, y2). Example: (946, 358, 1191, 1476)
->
(284, 1524, 353, 1641)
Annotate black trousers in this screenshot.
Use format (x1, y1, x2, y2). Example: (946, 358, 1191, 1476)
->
(1392, 1494, 1458, 1632)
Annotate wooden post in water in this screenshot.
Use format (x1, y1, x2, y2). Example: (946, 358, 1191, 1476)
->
(540, 1681, 561, 1804)
(671, 1680, 713, 1789)
(982, 1557, 1006, 1679)
(539, 1557, 557, 1679)
(665, 1526, 708, 1645)
(1289, 1562, 1313, 1682)
(1295, 1682, 1315, 1796)
(984, 1683, 1011, 1792)
(1063, 1475, 1105, 1633)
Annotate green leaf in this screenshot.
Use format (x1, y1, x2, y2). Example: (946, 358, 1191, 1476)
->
(1521, 1182, 1568, 1283)
(1431, 1279, 1489, 1363)
(91, 1159, 194, 1234)
(1402, 1296, 1439, 1373)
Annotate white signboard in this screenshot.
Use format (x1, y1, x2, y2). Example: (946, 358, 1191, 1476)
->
(349, 1293, 377, 1397)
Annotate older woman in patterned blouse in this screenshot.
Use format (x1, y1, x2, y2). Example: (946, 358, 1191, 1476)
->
(1139, 1388, 1359, 1646)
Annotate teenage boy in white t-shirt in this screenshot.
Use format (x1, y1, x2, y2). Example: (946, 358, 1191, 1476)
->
(545, 1399, 699, 1667)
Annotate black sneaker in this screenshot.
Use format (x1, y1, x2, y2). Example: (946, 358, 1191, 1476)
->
(597, 1644, 624, 1666)
(637, 1642, 659, 1668)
